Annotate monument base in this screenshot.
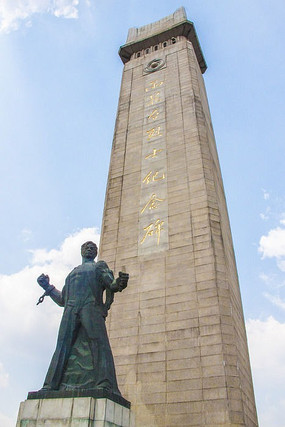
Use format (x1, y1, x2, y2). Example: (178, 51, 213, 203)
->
(17, 395, 134, 426)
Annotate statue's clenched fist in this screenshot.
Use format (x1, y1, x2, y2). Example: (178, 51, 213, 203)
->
(112, 271, 129, 292)
(37, 274, 50, 291)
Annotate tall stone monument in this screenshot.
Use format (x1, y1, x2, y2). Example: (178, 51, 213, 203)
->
(100, 7, 258, 427)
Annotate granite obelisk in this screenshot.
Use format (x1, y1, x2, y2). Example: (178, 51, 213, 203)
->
(99, 7, 258, 426)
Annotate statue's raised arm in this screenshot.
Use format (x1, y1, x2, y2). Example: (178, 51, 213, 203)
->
(37, 273, 64, 307)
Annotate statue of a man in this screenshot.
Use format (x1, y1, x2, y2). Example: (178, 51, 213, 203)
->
(37, 241, 129, 394)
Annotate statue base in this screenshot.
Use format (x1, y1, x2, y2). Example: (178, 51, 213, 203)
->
(17, 393, 134, 426)
(27, 388, 130, 408)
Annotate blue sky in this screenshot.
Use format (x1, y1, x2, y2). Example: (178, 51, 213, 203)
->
(0, 1, 285, 425)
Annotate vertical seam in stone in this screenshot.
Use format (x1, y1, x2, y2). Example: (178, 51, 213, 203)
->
(114, 67, 134, 274)
(69, 397, 74, 427)
(135, 308, 141, 389)
(190, 43, 232, 423)
(36, 399, 41, 424)
(194, 46, 250, 425)
(163, 252, 167, 425)
(106, 67, 134, 334)
(164, 52, 170, 420)
(189, 43, 249, 425)
(180, 43, 206, 424)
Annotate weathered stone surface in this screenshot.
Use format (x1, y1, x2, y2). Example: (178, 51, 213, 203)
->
(99, 7, 258, 427)
(17, 398, 134, 427)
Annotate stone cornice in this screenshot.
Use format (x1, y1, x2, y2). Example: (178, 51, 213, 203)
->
(118, 20, 207, 74)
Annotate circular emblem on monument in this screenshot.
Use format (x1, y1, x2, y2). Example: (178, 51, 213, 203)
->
(144, 58, 165, 73)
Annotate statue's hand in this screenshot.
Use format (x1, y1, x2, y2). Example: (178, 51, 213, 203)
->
(114, 272, 129, 292)
(37, 274, 50, 291)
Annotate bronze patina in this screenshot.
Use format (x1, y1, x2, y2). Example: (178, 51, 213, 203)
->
(36, 241, 128, 395)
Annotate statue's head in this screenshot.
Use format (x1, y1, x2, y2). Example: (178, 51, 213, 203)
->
(81, 241, 98, 260)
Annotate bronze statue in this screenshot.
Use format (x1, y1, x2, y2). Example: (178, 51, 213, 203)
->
(36, 241, 129, 395)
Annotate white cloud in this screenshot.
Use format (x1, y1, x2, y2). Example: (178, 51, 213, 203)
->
(53, 0, 79, 18)
(246, 316, 285, 427)
(0, 411, 14, 427)
(0, 0, 79, 34)
(263, 293, 285, 310)
(259, 206, 271, 221)
(259, 272, 285, 289)
(259, 272, 273, 285)
(0, 227, 100, 354)
(277, 259, 285, 272)
(258, 223, 285, 315)
(260, 399, 285, 427)
(0, 227, 100, 425)
(21, 228, 32, 242)
(259, 226, 285, 259)
(0, 226, 99, 324)
(247, 316, 285, 382)
(260, 212, 269, 220)
(262, 188, 270, 200)
(0, 363, 9, 388)
(29, 226, 98, 267)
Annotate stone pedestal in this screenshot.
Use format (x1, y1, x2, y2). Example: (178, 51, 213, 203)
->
(17, 396, 134, 427)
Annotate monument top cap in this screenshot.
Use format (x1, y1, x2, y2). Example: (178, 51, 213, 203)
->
(126, 7, 187, 43)
(119, 7, 207, 73)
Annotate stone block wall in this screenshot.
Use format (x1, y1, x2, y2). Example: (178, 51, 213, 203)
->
(99, 9, 258, 427)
